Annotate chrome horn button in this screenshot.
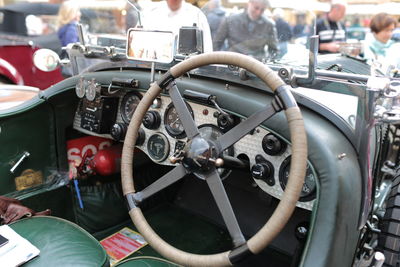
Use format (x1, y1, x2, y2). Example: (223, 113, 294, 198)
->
(182, 136, 220, 175)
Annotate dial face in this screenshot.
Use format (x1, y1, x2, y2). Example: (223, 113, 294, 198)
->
(85, 81, 98, 101)
(198, 124, 234, 179)
(75, 78, 87, 98)
(120, 92, 142, 123)
(147, 133, 170, 162)
(279, 156, 317, 202)
(199, 124, 223, 141)
(164, 102, 194, 139)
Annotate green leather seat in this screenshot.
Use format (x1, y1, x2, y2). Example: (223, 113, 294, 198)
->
(114, 256, 180, 267)
(9, 216, 109, 267)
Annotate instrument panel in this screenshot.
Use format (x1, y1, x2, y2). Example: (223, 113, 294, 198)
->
(72, 79, 317, 210)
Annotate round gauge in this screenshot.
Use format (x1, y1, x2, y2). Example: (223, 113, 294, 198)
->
(279, 156, 317, 202)
(199, 124, 224, 141)
(164, 102, 194, 139)
(120, 92, 142, 124)
(198, 124, 234, 179)
(75, 78, 87, 98)
(85, 81, 98, 101)
(147, 133, 170, 162)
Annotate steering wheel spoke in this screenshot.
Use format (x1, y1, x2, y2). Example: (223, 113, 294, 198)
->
(168, 82, 199, 139)
(136, 164, 188, 203)
(205, 170, 246, 247)
(217, 103, 279, 151)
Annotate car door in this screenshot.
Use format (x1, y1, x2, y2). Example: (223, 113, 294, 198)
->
(0, 88, 58, 196)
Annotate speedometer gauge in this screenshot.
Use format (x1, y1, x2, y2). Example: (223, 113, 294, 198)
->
(279, 156, 316, 202)
(120, 92, 142, 124)
(164, 101, 194, 139)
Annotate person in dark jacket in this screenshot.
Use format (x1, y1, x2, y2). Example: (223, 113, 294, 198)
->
(213, 0, 278, 60)
(272, 8, 292, 58)
(202, 0, 226, 39)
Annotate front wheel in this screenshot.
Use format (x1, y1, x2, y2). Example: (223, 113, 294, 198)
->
(0, 76, 14, 85)
(378, 171, 400, 266)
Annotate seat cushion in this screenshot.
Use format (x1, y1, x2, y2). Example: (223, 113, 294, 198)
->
(9, 216, 109, 267)
(115, 256, 179, 267)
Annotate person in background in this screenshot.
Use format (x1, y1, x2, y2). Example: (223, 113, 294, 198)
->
(213, 0, 278, 60)
(293, 12, 308, 39)
(142, 0, 213, 53)
(57, 1, 81, 77)
(57, 1, 81, 48)
(201, 0, 226, 40)
(391, 17, 400, 42)
(315, 0, 346, 54)
(272, 8, 292, 59)
(363, 13, 397, 73)
(351, 17, 361, 27)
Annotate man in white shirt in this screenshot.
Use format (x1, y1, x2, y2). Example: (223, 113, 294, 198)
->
(142, 0, 213, 53)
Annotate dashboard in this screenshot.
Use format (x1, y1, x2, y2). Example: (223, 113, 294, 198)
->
(72, 76, 317, 210)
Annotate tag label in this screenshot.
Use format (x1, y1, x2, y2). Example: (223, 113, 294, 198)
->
(100, 227, 147, 265)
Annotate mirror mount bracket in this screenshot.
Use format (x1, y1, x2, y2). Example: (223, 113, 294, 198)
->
(292, 35, 319, 87)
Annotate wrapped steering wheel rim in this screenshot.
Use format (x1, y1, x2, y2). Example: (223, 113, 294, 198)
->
(121, 52, 307, 267)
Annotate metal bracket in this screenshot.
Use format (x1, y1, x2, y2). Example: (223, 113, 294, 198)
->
(10, 151, 30, 174)
(293, 35, 318, 86)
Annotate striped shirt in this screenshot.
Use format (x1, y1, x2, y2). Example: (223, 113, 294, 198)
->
(316, 17, 346, 54)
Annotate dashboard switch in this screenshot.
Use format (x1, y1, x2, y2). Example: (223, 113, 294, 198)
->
(251, 162, 275, 186)
(262, 133, 287, 156)
(136, 128, 146, 146)
(143, 110, 161, 129)
(111, 123, 127, 141)
(217, 113, 238, 132)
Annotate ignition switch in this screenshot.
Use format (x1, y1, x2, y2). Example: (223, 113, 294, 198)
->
(251, 154, 275, 186)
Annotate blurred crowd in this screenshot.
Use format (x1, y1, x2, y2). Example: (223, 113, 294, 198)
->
(9, 0, 400, 74)
(202, 0, 400, 73)
(125, 0, 400, 73)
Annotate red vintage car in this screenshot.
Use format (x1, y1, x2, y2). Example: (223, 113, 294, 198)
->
(0, 2, 64, 89)
(0, 44, 64, 89)
(0, 1, 126, 90)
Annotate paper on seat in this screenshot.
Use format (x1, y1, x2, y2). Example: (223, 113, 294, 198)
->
(0, 225, 40, 267)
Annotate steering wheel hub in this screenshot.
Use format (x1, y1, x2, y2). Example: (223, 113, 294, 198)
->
(182, 136, 219, 174)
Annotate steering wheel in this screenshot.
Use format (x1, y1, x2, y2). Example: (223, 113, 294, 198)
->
(121, 52, 307, 267)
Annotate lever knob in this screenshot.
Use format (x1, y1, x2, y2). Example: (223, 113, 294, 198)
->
(143, 111, 161, 129)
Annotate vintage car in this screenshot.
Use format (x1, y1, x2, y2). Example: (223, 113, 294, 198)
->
(1, 3, 400, 267)
(0, 2, 64, 89)
(0, 1, 124, 90)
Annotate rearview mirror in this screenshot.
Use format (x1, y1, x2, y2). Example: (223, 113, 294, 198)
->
(33, 49, 60, 72)
(126, 29, 175, 64)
